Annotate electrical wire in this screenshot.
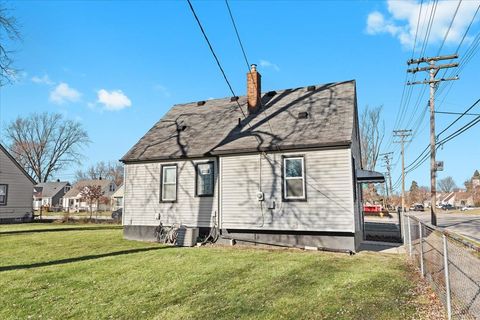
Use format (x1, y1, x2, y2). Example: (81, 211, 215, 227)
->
(224, 0, 277, 144)
(186, 0, 249, 121)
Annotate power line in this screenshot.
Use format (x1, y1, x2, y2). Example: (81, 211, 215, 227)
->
(186, 0, 248, 121)
(437, 0, 462, 56)
(224, 0, 249, 69)
(224, 0, 276, 142)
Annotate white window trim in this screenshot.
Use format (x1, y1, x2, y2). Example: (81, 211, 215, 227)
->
(161, 165, 177, 202)
(283, 157, 306, 200)
(196, 162, 214, 197)
(0, 184, 7, 206)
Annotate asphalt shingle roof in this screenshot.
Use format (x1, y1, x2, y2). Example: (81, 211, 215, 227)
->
(121, 80, 357, 162)
(34, 182, 70, 198)
(64, 179, 115, 198)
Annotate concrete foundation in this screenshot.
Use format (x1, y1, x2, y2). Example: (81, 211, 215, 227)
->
(124, 225, 159, 242)
(124, 225, 357, 252)
(221, 229, 357, 252)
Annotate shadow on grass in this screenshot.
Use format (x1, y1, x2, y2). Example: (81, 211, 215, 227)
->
(0, 226, 123, 235)
(0, 246, 167, 272)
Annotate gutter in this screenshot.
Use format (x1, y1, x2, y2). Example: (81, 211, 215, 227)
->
(120, 141, 352, 164)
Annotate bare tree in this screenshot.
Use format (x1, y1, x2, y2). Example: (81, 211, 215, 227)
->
(80, 184, 104, 221)
(360, 105, 384, 171)
(75, 161, 123, 186)
(360, 106, 384, 205)
(437, 176, 457, 193)
(0, 4, 21, 86)
(4, 112, 90, 182)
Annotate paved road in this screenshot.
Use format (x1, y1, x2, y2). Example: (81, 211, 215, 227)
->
(408, 211, 480, 243)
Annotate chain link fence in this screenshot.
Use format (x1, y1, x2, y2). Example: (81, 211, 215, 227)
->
(403, 214, 480, 320)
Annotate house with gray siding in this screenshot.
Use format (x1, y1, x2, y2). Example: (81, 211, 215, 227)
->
(0, 143, 36, 223)
(33, 181, 71, 211)
(121, 65, 382, 252)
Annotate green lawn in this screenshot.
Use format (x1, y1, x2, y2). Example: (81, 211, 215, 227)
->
(0, 223, 435, 319)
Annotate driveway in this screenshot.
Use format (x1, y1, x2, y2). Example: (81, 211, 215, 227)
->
(408, 211, 480, 243)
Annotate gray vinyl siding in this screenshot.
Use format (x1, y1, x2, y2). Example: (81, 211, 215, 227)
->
(124, 158, 218, 227)
(0, 148, 34, 220)
(220, 148, 355, 232)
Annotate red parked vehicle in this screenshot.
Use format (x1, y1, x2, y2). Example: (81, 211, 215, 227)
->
(363, 205, 382, 214)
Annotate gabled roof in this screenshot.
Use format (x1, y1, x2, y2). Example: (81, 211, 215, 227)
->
(0, 143, 36, 184)
(64, 179, 115, 198)
(112, 184, 124, 198)
(122, 80, 357, 162)
(34, 181, 70, 198)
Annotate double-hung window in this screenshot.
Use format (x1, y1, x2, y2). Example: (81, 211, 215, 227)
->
(196, 162, 214, 196)
(0, 184, 8, 206)
(161, 165, 177, 202)
(283, 157, 306, 200)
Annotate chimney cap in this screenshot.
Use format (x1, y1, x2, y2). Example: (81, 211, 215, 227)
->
(250, 64, 257, 72)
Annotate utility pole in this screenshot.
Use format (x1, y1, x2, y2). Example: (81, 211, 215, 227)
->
(380, 152, 393, 208)
(380, 152, 394, 197)
(407, 54, 459, 226)
(394, 130, 412, 214)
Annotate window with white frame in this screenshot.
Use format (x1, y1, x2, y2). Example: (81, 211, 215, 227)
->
(0, 184, 7, 205)
(161, 165, 177, 201)
(283, 157, 306, 199)
(196, 162, 214, 196)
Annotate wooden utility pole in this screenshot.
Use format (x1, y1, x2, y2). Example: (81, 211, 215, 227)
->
(380, 152, 393, 207)
(380, 152, 393, 196)
(407, 54, 459, 226)
(394, 130, 412, 213)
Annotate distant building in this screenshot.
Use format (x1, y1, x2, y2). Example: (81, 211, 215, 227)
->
(63, 179, 116, 212)
(111, 184, 124, 211)
(33, 181, 71, 211)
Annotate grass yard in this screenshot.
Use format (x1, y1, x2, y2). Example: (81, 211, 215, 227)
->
(0, 223, 438, 319)
(444, 208, 480, 215)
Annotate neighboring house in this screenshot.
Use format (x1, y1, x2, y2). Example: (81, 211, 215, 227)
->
(121, 65, 383, 252)
(440, 192, 456, 206)
(0, 144, 36, 223)
(111, 184, 124, 211)
(453, 191, 474, 208)
(63, 179, 117, 212)
(33, 181, 71, 211)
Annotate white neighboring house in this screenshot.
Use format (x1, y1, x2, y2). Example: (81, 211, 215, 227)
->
(0, 144, 36, 223)
(33, 181, 71, 211)
(111, 184, 124, 211)
(62, 179, 116, 212)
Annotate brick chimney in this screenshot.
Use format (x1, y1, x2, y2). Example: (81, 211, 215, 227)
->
(247, 64, 261, 114)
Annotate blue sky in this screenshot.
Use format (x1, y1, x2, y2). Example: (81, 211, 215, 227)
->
(1, 0, 479, 191)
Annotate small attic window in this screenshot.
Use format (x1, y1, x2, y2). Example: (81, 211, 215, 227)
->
(197, 101, 206, 106)
(307, 85, 316, 91)
(267, 91, 277, 97)
(230, 96, 239, 102)
(298, 112, 309, 119)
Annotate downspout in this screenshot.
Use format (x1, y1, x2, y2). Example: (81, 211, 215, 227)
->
(122, 163, 126, 226)
(216, 156, 222, 239)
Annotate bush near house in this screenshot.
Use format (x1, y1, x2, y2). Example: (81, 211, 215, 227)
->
(0, 224, 443, 319)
